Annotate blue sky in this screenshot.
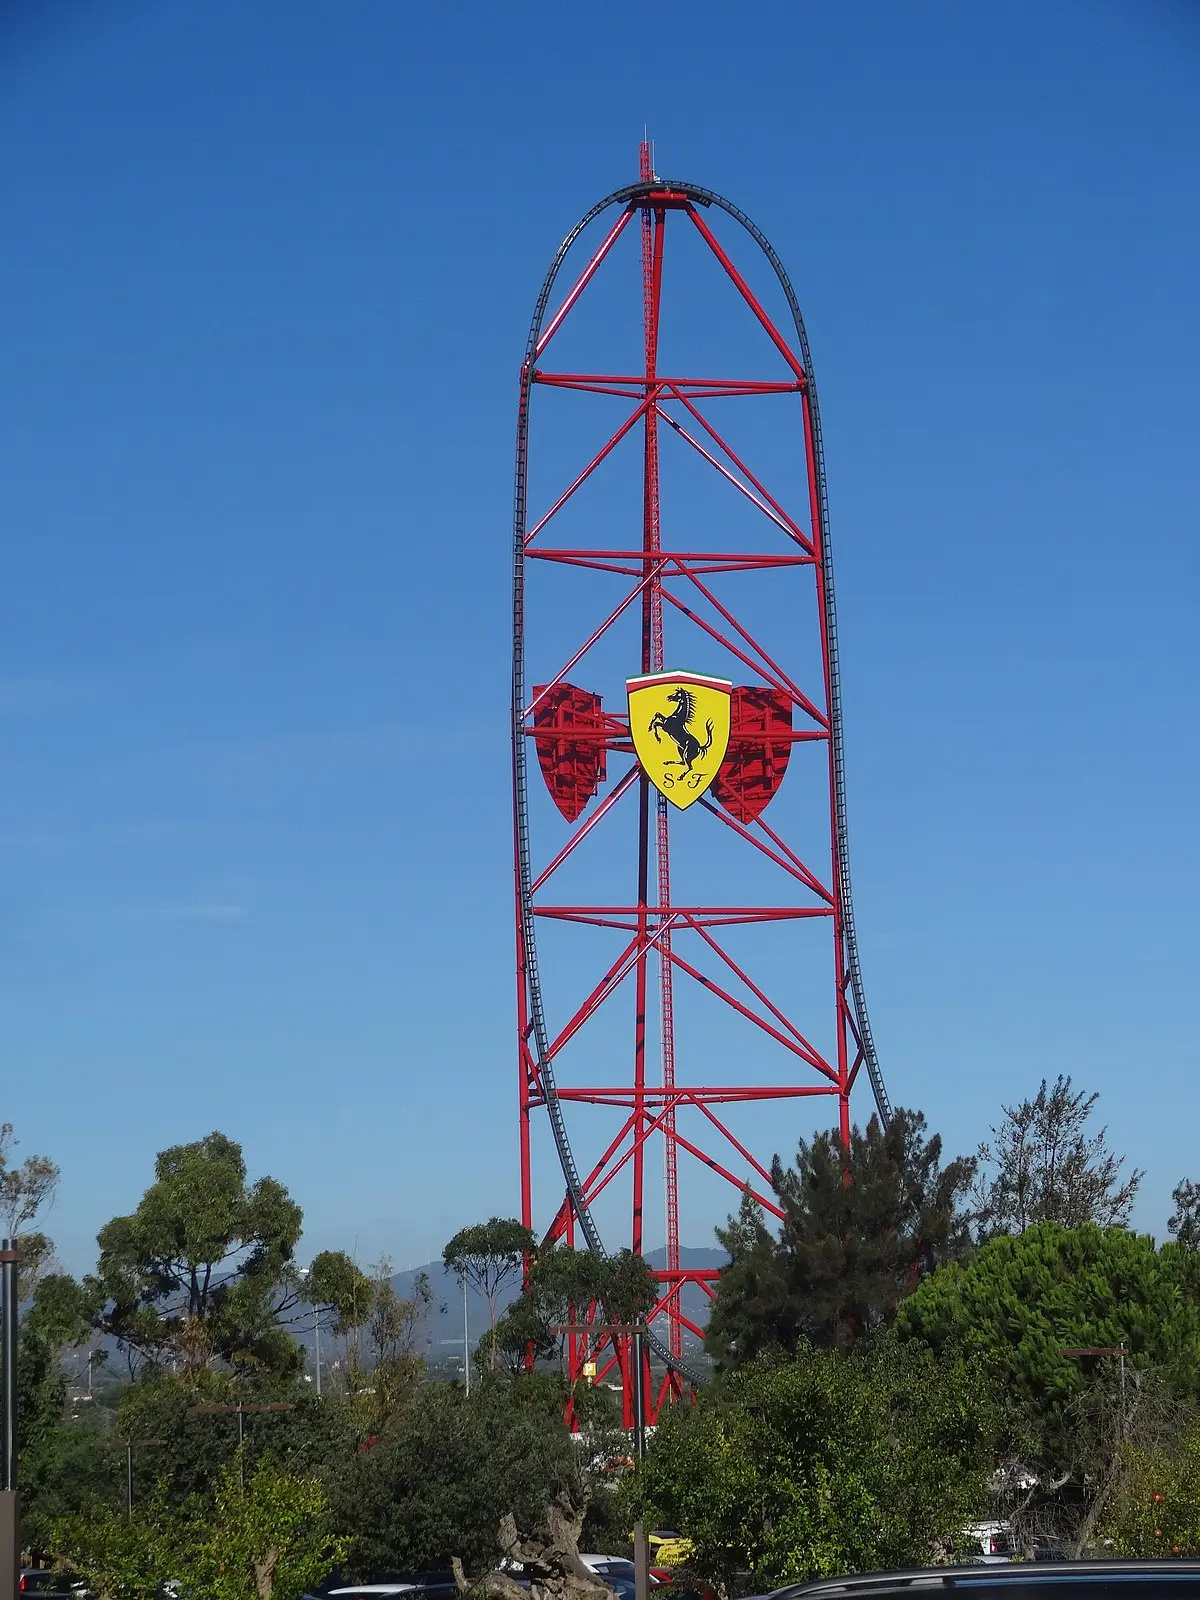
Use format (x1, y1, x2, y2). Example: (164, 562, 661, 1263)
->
(1, 0, 1197, 1275)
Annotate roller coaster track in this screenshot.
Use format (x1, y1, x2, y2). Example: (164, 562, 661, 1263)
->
(512, 177, 892, 1392)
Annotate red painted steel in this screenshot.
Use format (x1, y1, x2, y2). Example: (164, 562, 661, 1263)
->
(513, 148, 888, 1423)
(533, 683, 607, 822)
(713, 686, 794, 823)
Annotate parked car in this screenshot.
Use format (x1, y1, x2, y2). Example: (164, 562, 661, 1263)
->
(960, 1521, 1014, 1561)
(581, 1558, 638, 1582)
(648, 1534, 693, 1571)
(767, 1560, 1200, 1600)
(19, 1573, 90, 1600)
(308, 1573, 461, 1600)
(320, 1588, 419, 1600)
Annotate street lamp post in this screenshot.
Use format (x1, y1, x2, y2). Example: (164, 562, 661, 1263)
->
(0, 1239, 20, 1600)
(462, 1275, 470, 1399)
(298, 1268, 323, 1398)
(551, 1321, 649, 1462)
(187, 1403, 296, 1484)
(120, 1440, 166, 1516)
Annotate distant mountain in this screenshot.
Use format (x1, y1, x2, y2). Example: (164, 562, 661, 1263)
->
(643, 1245, 728, 1272)
(64, 1247, 728, 1388)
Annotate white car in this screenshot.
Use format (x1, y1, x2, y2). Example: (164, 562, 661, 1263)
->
(320, 1589, 419, 1600)
(582, 1559, 639, 1584)
(961, 1520, 1014, 1561)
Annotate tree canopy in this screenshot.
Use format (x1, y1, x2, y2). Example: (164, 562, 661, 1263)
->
(492, 1245, 657, 1379)
(325, 1376, 583, 1580)
(895, 1221, 1200, 1473)
(0, 1121, 60, 1297)
(37, 1132, 372, 1383)
(706, 1108, 974, 1367)
(52, 1453, 343, 1600)
(631, 1340, 1001, 1587)
(973, 1076, 1142, 1238)
(77, 1131, 305, 1376)
(443, 1219, 535, 1370)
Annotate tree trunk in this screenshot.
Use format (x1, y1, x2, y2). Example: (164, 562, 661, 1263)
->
(255, 1546, 279, 1600)
(455, 1496, 612, 1600)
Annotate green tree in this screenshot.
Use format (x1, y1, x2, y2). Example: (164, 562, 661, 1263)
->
(182, 1453, 346, 1600)
(1101, 1421, 1200, 1557)
(492, 1246, 657, 1382)
(630, 1340, 1001, 1589)
(973, 1076, 1142, 1238)
(51, 1492, 183, 1600)
(52, 1455, 343, 1600)
(0, 1122, 60, 1297)
(895, 1222, 1200, 1476)
(1169, 1179, 1200, 1251)
(443, 1219, 536, 1370)
(113, 1369, 350, 1511)
(66, 1132, 310, 1377)
(325, 1374, 583, 1579)
(315, 1257, 432, 1434)
(707, 1108, 974, 1367)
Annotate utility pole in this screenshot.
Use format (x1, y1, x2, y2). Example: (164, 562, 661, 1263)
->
(314, 1310, 322, 1400)
(0, 1240, 20, 1600)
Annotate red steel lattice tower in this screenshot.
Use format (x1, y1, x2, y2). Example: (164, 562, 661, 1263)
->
(512, 150, 893, 1416)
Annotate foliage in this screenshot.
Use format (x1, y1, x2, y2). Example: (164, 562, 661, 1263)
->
(706, 1108, 975, 1367)
(51, 1455, 343, 1600)
(0, 1123, 61, 1297)
(1169, 1179, 1200, 1251)
(20, 1402, 125, 1558)
(51, 1491, 184, 1600)
(70, 1132, 308, 1377)
(114, 1369, 350, 1511)
(180, 1453, 346, 1600)
(302, 1250, 376, 1337)
(327, 1257, 433, 1434)
(325, 1373, 583, 1579)
(1101, 1421, 1200, 1557)
(443, 1219, 536, 1370)
(629, 1339, 1001, 1588)
(492, 1245, 657, 1382)
(973, 1076, 1142, 1238)
(895, 1222, 1200, 1476)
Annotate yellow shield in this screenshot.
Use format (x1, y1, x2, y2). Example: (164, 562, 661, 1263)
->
(627, 671, 733, 810)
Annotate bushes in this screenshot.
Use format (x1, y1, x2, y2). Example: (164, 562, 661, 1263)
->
(629, 1339, 1001, 1589)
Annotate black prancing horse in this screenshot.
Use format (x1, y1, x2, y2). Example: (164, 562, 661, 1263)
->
(649, 687, 714, 775)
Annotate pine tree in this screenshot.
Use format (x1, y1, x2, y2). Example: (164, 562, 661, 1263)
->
(706, 1108, 975, 1367)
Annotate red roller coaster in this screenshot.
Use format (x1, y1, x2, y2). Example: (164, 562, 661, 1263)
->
(512, 147, 893, 1419)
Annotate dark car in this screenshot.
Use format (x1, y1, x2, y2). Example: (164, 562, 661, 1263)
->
(19, 1575, 89, 1600)
(768, 1561, 1200, 1600)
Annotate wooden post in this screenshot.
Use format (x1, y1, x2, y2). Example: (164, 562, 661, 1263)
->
(633, 1521, 649, 1600)
(0, 1492, 18, 1600)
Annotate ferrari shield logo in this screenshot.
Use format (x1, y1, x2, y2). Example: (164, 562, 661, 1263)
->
(627, 671, 733, 810)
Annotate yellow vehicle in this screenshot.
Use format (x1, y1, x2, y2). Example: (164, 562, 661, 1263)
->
(648, 1531, 693, 1569)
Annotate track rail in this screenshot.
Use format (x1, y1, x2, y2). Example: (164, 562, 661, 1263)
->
(512, 178, 891, 1391)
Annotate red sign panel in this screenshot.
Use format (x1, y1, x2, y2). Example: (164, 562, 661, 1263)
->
(533, 683, 607, 822)
(712, 685, 793, 822)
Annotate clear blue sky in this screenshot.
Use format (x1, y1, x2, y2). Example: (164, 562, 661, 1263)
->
(1, 0, 1196, 1275)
